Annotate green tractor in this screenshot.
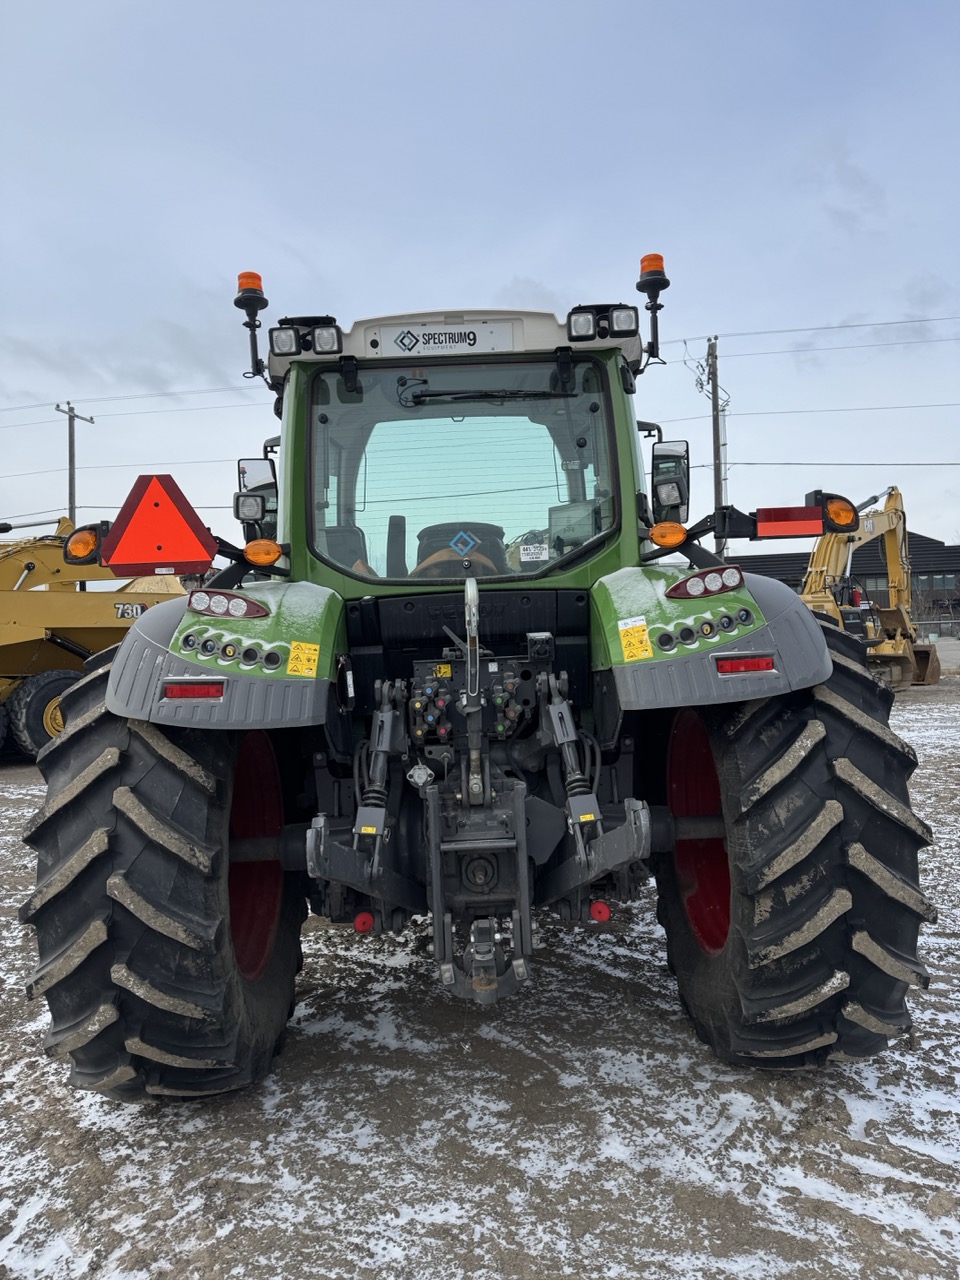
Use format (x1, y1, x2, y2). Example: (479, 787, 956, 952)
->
(21, 260, 934, 1100)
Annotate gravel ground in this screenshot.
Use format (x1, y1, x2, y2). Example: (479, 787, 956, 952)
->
(1, 681, 958, 1280)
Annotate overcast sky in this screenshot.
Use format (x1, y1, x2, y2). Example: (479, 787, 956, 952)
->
(2, 0, 958, 551)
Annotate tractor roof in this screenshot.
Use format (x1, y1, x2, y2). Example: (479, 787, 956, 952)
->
(266, 308, 643, 382)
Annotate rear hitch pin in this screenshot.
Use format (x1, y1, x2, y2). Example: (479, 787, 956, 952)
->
(464, 576, 480, 701)
(463, 577, 485, 805)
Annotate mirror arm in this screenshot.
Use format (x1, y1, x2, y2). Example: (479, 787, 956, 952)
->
(639, 534, 724, 567)
(714, 505, 759, 540)
(681, 506, 757, 544)
(679, 540, 726, 568)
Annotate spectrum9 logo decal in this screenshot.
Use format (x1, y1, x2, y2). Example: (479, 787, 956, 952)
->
(394, 329, 478, 352)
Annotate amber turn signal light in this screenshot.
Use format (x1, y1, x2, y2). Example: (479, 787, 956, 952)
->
(66, 529, 98, 559)
(826, 497, 857, 528)
(805, 490, 860, 535)
(63, 525, 103, 565)
(650, 521, 688, 548)
(244, 539, 283, 567)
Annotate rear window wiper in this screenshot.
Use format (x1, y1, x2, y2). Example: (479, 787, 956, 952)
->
(409, 388, 577, 404)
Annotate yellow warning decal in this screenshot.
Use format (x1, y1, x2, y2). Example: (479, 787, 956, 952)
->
(579, 813, 597, 823)
(618, 615, 654, 662)
(434, 663, 452, 678)
(360, 825, 378, 835)
(286, 640, 320, 678)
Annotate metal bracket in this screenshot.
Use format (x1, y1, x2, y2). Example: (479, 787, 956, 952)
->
(306, 814, 425, 914)
(426, 779, 533, 1005)
(339, 355, 360, 394)
(535, 798, 651, 906)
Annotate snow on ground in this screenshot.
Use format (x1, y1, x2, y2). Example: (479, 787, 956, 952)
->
(0, 686, 958, 1280)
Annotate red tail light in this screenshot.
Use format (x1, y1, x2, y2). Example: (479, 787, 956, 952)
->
(163, 682, 225, 699)
(754, 506, 824, 538)
(716, 657, 775, 675)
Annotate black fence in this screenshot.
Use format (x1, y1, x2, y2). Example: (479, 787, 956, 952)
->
(914, 619, 960, 640)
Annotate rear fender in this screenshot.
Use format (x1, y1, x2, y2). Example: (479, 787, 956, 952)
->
(590, 568, 832, 730)
(105, 582, 343, 728)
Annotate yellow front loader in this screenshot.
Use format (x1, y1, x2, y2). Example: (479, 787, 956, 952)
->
(0, 518, 184, 757)
(800, 486, 940, 687)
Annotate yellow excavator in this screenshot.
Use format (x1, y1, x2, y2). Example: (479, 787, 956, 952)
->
(0, 517, 185, 757)
(800, 486, 940, 687)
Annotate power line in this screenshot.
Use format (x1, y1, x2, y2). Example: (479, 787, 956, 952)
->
(721, 316, 960, 338)
(661, 401, 960, 424)
(664, 335, 960, 365)
(0, 401, 265, 430)
(660, 315, 960, 346)
(690, 460, 960, 470)
(85, 402, 263, 422)
(76, 504, 234, 512)
(0, 507, 68, 521)
(0, 418, 61, 430)
(735, 401, 960, 417)
(2, 505, 235, 521)
(0, 385, 255, 414)
(7, 458, 237, 481)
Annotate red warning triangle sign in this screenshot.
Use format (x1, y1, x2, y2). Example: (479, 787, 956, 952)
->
(101, 474, 218, 575)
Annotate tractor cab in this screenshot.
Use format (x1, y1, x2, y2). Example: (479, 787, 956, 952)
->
(304, 352, 618, 582)
(232, 265, 672, 593)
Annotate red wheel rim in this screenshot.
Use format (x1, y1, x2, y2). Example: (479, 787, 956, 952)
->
(667, 709, 730, 954)
(228, 731, 284, 981)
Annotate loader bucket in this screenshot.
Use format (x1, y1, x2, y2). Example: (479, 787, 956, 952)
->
(912, 643, 941, 686)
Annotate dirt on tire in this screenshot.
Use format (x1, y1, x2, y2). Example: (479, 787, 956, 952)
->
(20, 660, 305, 1099)
(655, 623, 933, 1066)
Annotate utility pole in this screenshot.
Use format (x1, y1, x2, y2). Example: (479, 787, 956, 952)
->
(54, 402, 95, 527)
(706, 338, 728, 557)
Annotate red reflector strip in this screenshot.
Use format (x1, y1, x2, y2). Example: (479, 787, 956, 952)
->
(755, 506, 824, 538)
(716, 657, 775, 675)
(163, 682, 225, 699)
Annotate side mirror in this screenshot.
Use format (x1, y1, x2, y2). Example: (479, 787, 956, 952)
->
(237, 456, 276, 493)
(650, 439, 690, 524)
(235, 456, 278, 541)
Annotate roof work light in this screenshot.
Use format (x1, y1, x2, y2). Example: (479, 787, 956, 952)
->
(566, 309, 597, 341)
(311, 324, 343, 354)
(566, 305, 640, 342)
(270, 327, 300, 356)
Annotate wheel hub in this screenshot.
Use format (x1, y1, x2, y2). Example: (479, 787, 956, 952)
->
(42, 697, 65, 738)
(667, 709, 731, 954)
(229, 731, 284, 981)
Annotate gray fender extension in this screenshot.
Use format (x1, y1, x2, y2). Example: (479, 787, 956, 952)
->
(611, 573, 833, 712)
(104, 597, 330, 729)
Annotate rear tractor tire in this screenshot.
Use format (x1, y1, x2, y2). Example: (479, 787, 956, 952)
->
(9, 669, 78, 759)
(655, 622, 935, 1067)
(20, 655, 306, 1100)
